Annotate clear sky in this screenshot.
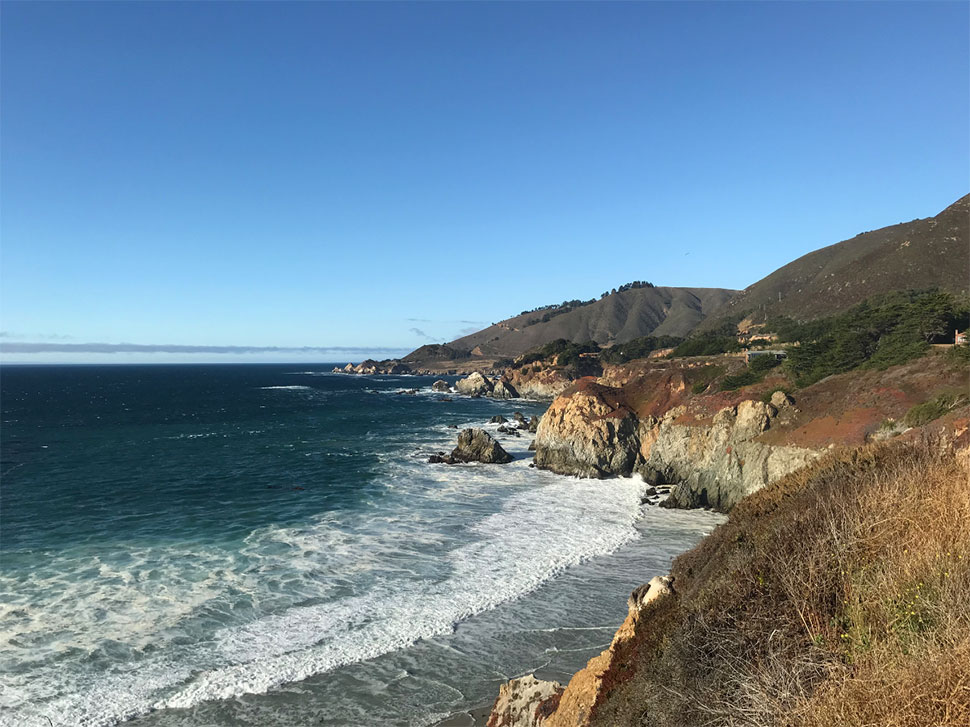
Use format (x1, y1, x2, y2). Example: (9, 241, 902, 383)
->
(2, 1, 968, 363)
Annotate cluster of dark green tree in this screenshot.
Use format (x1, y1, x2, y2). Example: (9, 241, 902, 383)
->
(516, 338, 600, 367)
(599, 280, 655, 298)
(599, 335, 683, 364)
(519, 298, 597, 323)
(773, 289, 969, 387)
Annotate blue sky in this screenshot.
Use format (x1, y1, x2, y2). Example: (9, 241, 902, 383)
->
(2, 1, 967, 363)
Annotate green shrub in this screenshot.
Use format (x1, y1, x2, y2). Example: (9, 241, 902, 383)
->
(720, 368, 760, 391)
(600, 335, 683, 364)
(671, 335, 742, 358)
(946, 343, 970, 366)
(687, 365, 724, 395)
(904, 392, 966, 427)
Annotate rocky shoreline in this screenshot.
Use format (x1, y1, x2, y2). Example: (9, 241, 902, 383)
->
(342, 351, 969, 726)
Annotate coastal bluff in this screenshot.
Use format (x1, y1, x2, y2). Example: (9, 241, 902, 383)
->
(532, 352, 966, 513)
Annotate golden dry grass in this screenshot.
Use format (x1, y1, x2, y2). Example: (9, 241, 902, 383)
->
(590, 437, 970, 727)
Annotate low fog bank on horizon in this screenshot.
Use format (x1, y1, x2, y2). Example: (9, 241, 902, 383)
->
(0, 342, 412, 366)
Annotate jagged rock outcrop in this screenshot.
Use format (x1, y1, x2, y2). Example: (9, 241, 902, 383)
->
(643, 400, 821, 511)
(490, 415, 508, 424)
(533, 381, 640, 478)
(430, 428, 513, 464)
(506, 366, 574, 399)
(333, 359, 412, 375)
(486, 673, 563, 727)
(492, 379, 519, 399)
(432, 379, 451, 392)
(455, 372, 494, 396)
(487, 576, 675, 727)
(528, 415, 541, 433)
(534, 382, 821, 509)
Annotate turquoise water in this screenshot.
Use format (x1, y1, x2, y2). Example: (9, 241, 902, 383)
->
(0, 365, 721, 726)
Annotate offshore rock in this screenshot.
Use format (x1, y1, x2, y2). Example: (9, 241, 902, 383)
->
(451, 428, 513, 464)
(432, 379, 451, 392)
(455, 372, 494, 396)
(534, 380, 639, 478)
(528, 415, 541, 433)
(490, 415, 508, 424)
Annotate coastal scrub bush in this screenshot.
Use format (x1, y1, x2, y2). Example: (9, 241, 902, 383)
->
(719, 355, 783, 391)
(670, 334, 742, 358)
(946, 342, 970, 365)
(516, 339, 599, 368)
(903, 392, 966, 427)
(600, 335, 683, 365)
(686, 364, 725, 395)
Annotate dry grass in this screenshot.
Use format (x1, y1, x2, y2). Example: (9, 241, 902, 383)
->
(590, 437, 970, 727)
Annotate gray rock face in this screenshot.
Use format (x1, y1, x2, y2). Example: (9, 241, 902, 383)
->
(451, 428, 513, 464)
(455, 372, 493, 396)
(432, 379, 451, 392)
(643, 399, 821, 511)
(491, 379, 519, 399)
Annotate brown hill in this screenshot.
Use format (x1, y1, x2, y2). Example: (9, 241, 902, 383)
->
(700, 193, 970, 328)
(442, 286, 736, 360)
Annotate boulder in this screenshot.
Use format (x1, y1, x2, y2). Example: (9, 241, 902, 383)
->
(771, 390, 795, 408)
(513, 411, 527, 423)
(456, 372, 494, 396)
(432, 379, 451, 392)
(497, 425, 521, 437)
(534, 382, 640, 478)
(528, 415, 541, 433)
(490, 415, 508, 424)
(451, 428, 513, 464)
(486, 673, 563, 727)
(492, 379, 519, 399)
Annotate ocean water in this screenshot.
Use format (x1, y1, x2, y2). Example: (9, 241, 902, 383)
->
(0, 364, 722, 727)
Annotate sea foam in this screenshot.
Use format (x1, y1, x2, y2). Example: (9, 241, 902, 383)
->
(0, 418, 645, 727)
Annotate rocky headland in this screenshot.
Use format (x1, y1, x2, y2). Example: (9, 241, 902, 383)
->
(480, 346, 969, 726)
(531, 351, 966, 512)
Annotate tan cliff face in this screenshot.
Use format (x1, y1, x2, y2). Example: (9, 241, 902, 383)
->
(533, 379, 640, 478)
(506, 365, 574, 400)
(486, 576, 676, 727)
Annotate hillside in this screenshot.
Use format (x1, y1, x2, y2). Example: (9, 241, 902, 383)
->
(444, 286, 736, 360)
(699, 193, 970, 328)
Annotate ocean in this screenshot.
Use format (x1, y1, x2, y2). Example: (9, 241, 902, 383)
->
(0, 364, 722, 727)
